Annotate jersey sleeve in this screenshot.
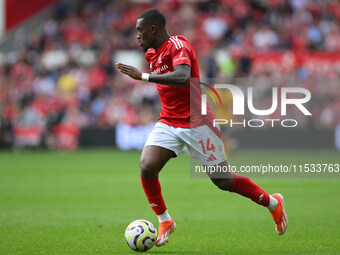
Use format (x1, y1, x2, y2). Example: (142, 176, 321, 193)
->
(169, 37, 192, 67)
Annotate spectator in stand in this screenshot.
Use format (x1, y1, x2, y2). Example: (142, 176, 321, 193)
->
(253, 24, 279, 50)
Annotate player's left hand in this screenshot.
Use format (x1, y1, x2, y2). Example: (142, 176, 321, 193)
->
(115, 63, 142, 80)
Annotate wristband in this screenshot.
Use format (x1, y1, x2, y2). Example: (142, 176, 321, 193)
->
(142, 73, 150, 81)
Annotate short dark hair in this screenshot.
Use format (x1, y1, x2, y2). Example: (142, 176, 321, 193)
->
(138, 8, 166, 27)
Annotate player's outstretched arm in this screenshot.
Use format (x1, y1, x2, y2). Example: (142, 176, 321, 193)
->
(115, 63, 190, 87)
(148, 65, 190, 87)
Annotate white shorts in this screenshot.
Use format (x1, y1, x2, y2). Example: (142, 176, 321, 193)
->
(144, 122, 227, 165)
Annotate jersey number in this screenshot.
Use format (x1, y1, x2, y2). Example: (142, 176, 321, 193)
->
(199, 138, 215, 154)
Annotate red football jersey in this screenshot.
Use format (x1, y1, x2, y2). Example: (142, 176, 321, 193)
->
(145, 35, 214, 128)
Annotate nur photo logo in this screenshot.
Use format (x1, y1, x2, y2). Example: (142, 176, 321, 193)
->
(200, 83, 312, 128)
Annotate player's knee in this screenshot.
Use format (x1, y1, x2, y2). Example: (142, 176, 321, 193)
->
(214, 178, 234, 191)
(140, 159, 158, 179)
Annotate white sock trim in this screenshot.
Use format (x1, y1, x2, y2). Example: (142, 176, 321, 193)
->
(267, 195, 278, 211)
(157, 209, 171, 223)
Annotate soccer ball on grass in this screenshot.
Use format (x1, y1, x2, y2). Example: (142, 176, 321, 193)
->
(125, 219, 157, 252)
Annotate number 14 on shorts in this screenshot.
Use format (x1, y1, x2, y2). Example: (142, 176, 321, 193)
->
(199, 138, 216, 154)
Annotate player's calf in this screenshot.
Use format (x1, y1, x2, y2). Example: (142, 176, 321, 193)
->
(210, 177, 234, 191)
(207, 161, 234, 191)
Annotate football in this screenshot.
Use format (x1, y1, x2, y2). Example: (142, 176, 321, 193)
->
(124, 219, 157, 252)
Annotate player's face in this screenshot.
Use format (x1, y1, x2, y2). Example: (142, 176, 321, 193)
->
(136, 18, 154, 52)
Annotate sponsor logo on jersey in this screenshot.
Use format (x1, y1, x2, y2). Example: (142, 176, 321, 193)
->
(152, 64, 168, 74)
(174, 51, 188, 63)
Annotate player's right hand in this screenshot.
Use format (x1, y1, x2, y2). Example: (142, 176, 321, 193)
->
(115, 63, 142, 80)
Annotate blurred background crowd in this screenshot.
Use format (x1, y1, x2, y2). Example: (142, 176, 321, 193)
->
(0, 0, 340, 149)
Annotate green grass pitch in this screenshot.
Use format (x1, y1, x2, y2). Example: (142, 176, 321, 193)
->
(0, 149, 339, 254)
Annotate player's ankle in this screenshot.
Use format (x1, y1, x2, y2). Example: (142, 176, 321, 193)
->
(158, 209, 171, 223)
(267, 195, 278, 211)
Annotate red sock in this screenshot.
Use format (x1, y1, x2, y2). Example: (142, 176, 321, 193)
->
(141, 175, 167, 215)
(230, 173, 270, 207)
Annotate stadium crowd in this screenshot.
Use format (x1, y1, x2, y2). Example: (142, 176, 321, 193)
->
(0, 0, 340, 148)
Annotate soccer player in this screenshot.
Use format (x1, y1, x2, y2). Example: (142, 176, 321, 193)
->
(116, 8, 287, 247)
